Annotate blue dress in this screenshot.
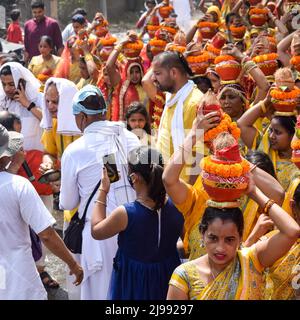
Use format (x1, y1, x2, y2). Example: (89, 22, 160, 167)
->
(110, 198, 184, 300)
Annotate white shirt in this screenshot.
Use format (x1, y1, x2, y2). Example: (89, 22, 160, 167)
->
(60, 121, 140, 219)
(59, 121, 140, 297)
(0, 93, 44, 151)
(0, 172, 56, 300)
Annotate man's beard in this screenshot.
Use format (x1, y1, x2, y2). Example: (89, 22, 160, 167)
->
(156, 82, 174, 93)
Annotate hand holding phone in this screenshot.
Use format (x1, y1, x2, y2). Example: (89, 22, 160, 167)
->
(103, 154, 120, 183)
(17, 78, 26, 91)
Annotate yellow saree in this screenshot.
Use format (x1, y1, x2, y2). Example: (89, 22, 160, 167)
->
(262, 231, 300, 300)
(258, 130, 300, 192)
(169, 246, 264, 300)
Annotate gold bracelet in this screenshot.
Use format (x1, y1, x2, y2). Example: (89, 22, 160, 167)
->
(99, 188, 108, 195)
(263, 199, 275, 215)
(94, 200, 107, 207)
(84, 53, 94, 62)
(250, 164, 257, 172)
(115, 44, 123, 53)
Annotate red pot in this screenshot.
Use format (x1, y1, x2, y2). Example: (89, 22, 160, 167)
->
(159, 6, 173, 18)
(151, 46, 165, 56)
(250, 14, 267, 27)
(215, 61, 242, 81)
(99, 46, 114, 61)
(200, 28, 218, 40)
(249, 0, 262, 5)
(147, 26, 160, 39)
(211, 33, 227, 49)
(95, 26, 109, 38)
(257, 60, 278, 76)
(271, 100, 297, 113)
(189, 61, 210, 75)
(201, 171, 249, 202)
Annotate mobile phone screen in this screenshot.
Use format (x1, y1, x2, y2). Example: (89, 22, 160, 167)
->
(103, 153, 119, 183)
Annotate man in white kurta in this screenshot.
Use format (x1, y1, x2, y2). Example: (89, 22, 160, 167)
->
(60, 85, 140, 300)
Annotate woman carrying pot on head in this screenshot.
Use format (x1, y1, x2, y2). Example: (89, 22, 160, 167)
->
(166, 132, 300, 300)
(162, 103, 285, 262)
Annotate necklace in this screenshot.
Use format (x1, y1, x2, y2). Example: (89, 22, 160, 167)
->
(208, 259, 220, 281)
(136, 198, 156, 211)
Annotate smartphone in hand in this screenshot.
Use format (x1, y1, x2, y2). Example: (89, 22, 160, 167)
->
(103, 153, 120, 183)
(17, 78, 26, 91)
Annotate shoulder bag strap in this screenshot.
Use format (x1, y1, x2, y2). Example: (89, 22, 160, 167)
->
(80, 179, 101, 222)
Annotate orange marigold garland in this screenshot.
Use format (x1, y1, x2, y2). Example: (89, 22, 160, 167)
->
(151, 91, 165, 129)
(201, 156, 250, 178)
(197, 21, 219, 40)
(204, 114, 241, 142)
(122, 40, 144, 58)
(200, 134, 250, 206)
(215, 55, 242, 82)
(290, 55, 300, 72)
(252, 53, 279, 76)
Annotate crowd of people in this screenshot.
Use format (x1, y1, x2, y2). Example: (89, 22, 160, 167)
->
(0, 0, 300, 300)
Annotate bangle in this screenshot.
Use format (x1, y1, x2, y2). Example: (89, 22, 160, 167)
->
(250, 164, 257, 172)
(99, 188, 108, 195)
(94, 200, 107, 207)
(260, 101, 267, 114)
(241, 55, 250, 65)
(263, 199, 275, 215)
(243, 60, 257, 74)
(84, 53, 93, 62)
(115, 44, 123, 53)
(27, 102, 36, 111)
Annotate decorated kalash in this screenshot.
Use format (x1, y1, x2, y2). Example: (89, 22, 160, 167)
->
(251, 35, 279, 84)
(200, 131, 250, 210)
(271, 68, 300, 117)
(201, 90, 241, 151)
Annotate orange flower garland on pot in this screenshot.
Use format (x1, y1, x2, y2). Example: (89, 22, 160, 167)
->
(215, 55, 242, 82)
(201, 90, 241, 149)
(229, 25, 247, 41)
(186, 54, 211, 75)
(270, 68, 300, 115)
(98, 34, 117, 61)
(159, 1, 174, 19)
(165, 30, 186, 53)
(149, 39, 168, 56)
(122, 31, 144, 58)
(291, 116, 300, 169)
(252, 53, 279, 76)
(93, 13, 109, 38)
(200, 133, 250, 208)
(249, 7, 268, 26)
(290, 55, 300, 72)
(146, 15, 160, 39)
(198, 21, 219, 40)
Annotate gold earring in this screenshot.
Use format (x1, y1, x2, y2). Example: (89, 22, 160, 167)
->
(200, 239, 205, 248)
